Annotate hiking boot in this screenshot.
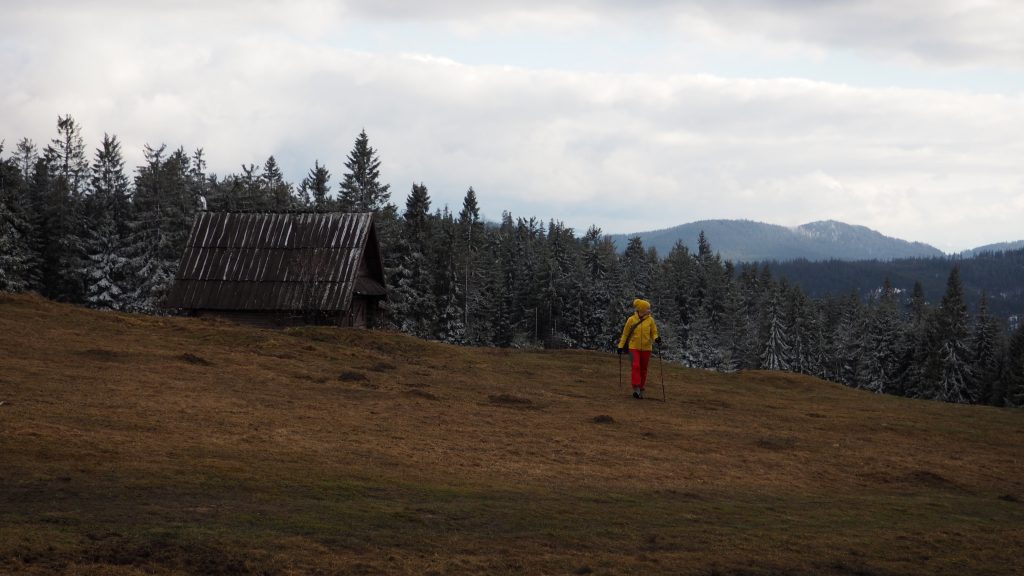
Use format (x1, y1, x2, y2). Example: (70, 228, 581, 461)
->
(632, 390, 640, 399)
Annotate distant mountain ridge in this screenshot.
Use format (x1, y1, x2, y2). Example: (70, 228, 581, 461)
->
(609, 219, 944, 262)
(961, 240, 1024, 258)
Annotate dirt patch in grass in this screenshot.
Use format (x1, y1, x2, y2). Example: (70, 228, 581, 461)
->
(757, 436, 797, 451)
(404, 389, 439, 401)
(179, 352, 212, 366)
(488, 394, 534, 408)
(338, 371, 368, 382)
(76, 349, 127, 362)
(906, 470, 968, 493)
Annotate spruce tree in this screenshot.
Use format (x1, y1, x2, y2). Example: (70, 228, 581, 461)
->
(579, 226, 615, 349)
(435, 212, 465, 344)
(1002, 323, 1024, 407)
(40, 115, 89, 301)
(301, 160, 332, 211)
(685, 305, 720, 369)
(189, 149, 208, 211)
(238, 163, 265, 210)
(787, 285, 825, 378)
(82, 134, 132, 310)
(338, 130, 391, 213)
(899, 281, 931, 398)
(829, 292, 864, 386)
(859, 278, 904, 394)
(262, 156, 293, 210)
(0, 147, 34, 292)
(621, 236, 653, 299)
(760, 285, 792, 371)
(662, 242, 696, 345)
(971, 293, 1004, 404)
(127, 144, 199, 311)
(932, 266, 974, 403)
(14, 138, 37, 183)
(389, 183, 437, 336)
(458, 187, 484, 341)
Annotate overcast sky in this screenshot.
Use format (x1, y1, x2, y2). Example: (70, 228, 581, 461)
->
(3, 0, 1023, 252)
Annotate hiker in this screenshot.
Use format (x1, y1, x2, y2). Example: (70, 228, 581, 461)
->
(617, 298, 661, 399)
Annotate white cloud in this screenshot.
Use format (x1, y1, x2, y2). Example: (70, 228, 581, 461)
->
(335, 0, 1024, 67)
(2, 2, 1024, 252)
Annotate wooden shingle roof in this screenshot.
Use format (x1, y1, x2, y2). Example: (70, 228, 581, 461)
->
(165, 212, 384, 311)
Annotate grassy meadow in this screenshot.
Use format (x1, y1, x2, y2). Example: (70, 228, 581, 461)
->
(1, 292, 1022, 575)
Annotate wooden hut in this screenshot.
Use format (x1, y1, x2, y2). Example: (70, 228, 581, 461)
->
(164, 212, 387, 327)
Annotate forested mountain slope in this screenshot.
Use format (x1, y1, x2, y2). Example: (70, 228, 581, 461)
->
(610, 219, 943, 262)
(765, 248, 1024, 320)
(2, 293, 1022, 575)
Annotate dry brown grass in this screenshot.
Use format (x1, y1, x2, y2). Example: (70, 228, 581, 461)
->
(1, 292, 1022, 575)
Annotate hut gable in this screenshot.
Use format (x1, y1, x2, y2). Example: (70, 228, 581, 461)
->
(165, 212, 386, 326)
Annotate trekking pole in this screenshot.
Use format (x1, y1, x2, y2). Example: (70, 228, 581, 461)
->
(660, 346, 666, 402)
(618, 350, 622, 390)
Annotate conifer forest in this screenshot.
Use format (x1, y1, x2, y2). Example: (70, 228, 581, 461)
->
(2, 116, 1023, 408)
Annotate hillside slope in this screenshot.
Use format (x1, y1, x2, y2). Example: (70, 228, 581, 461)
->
(610, 219, 943, 262)
(1, 293, 1022, 575)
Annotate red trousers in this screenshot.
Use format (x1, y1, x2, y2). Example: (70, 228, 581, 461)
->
(630, 350, 652, 389)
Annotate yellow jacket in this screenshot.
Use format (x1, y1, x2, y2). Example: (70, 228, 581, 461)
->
(618, 312, 659, 351)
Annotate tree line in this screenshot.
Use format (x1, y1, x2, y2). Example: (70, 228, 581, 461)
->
(2, 116, 1022, 407)
(764, 251, 1024, 320)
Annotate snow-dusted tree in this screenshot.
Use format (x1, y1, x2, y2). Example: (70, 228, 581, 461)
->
(507, 216, 545, 345)
(858, 278, 905, 394)
(126, 145, 200, 311)
(535, 219, 586, 347)
(694, 231, 727, 319)
(387, 183, 437, 336)
(14, 138, 38, 183)
(969, 293, 1004, 404)
(735, 264, 772, 370)
(489, 213, 520, 347)
(82, 219, 127, 309)
(929, 266, 974, 403)
(39, 115, 89, 301)
(661, 241, 696, 352)
(786, 285, 825, 378)
(82, 134, 132, 309)
(578, 226, 616, 348)
(715, 271, 747, 372)
(827, 292, 864, 386)
(457, 187, 486, 341)
(898, 281, 931, 398)
(0, 146, 35, 292)
(621, 235, 654, 301)
(188, 149, 208, 211)
(685, 305, 721, 369)
(338, 130, 391, 213)
(479, 234, 512, 344)
(1002, 323, 1024, 407)
(466, 230, 502, 347)
(760, 286, 792, 371)
(435, 214, 466, 344)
